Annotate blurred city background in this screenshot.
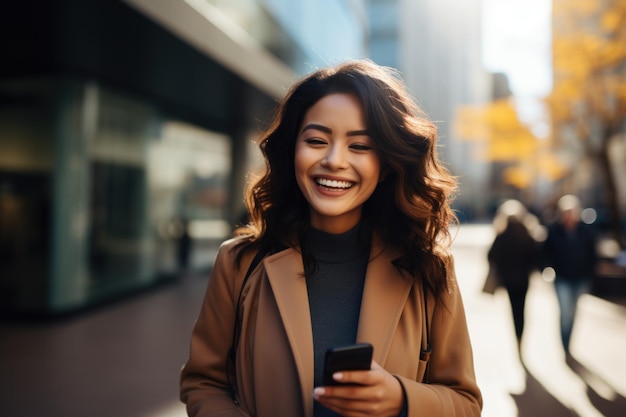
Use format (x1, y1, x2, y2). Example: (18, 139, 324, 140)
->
(0, 0, 625, 416)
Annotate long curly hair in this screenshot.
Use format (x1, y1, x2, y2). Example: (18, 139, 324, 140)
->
(236, 59, 458, 296)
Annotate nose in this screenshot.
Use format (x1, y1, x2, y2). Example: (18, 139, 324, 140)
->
(321, 144, 348, 170)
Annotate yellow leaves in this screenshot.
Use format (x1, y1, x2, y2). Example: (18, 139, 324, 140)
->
(500, 151, 569, 189)
(581, 35, 604, 54)
(453, 99, 552, 189)
(454, 99, 527, 145)
(618, 82, 626, 103)
(550, 0, 626, 124)
(553, 0, 626, 71)
(553, 0, 599, 16)
(483, 131, 537, 161)
(552, 34, 624, 76)
(453, 97, 573, 189)
(483, 100, 524, 131)
(546, 81, 581, 123)
(456, 100, 536, 148)
(601, 9, 623, 32)
(536, 152, 568, 181)
(599, 40, 626, 67)
(553, 41, 591, 80)
(553, 1, 626, 80)
(546, 0, 626, 125)
(549, 0, 626, 188)
(503, 166, 532, 190)
(550, 81, 581, 102)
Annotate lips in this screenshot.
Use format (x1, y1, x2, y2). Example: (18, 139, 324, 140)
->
(315, 177, 354, 190)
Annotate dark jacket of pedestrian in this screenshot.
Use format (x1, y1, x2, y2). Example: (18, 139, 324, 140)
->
(488, 217, 538, 287)
(543, 221, 597, 281)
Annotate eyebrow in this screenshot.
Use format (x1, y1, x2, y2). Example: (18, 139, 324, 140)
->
(300, 123, 369, 137)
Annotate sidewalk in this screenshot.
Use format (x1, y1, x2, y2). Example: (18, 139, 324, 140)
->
(453, 224, 626, 417)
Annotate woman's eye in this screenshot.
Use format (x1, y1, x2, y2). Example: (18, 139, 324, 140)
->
(304, 138, 326, 145)
(350, 144, 374, 151)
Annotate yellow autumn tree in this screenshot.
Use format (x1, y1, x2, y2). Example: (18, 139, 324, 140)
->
(548, 0, 626, 247)
(454, 98, 565, 189)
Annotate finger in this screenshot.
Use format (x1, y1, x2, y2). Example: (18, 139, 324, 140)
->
(336, 362, 390, 386)
(329, 370, 374, 386)
(314, 384, 369, 401)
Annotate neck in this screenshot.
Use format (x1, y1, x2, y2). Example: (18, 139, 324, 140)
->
(309, 211, 362, 234)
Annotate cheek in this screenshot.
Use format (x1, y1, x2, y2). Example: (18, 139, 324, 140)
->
(363, 158, 382, 186)
(294, 144, 319, 172)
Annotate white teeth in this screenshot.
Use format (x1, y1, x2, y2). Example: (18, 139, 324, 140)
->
(316, 178, 353, 189)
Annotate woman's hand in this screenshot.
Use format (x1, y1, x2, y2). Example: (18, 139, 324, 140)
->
(313, 360, 405, 417)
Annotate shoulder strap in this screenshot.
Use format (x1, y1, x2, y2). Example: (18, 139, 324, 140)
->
(419, 280, 432, 382)
(235, 249, 267, 318)
(227, 247, 268, 404)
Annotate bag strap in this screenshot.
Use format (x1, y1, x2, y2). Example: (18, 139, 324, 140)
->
(227, 247, 268, 404)
(419, 280, 432, 382)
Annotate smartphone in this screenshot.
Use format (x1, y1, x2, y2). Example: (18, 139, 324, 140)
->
(322, 343, 373, 386)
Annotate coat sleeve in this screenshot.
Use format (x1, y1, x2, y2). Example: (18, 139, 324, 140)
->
(180, 239, 251, 417)
(396, 254, 483, 417)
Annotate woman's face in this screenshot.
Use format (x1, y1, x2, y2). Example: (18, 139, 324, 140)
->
(294, 93, 381, 234)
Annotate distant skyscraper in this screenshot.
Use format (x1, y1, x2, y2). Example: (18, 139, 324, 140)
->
(397, 0, 491, 219)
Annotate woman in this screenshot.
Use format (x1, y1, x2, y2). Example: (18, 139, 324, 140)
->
(180, 60, 482, 417)
(487, 200, 540, 357)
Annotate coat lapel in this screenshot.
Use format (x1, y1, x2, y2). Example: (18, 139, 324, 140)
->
(357, 239, 412, 364)
(263, 248, 314, 412)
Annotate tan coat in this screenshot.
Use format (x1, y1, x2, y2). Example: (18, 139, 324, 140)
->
(180, 236, 482, 417)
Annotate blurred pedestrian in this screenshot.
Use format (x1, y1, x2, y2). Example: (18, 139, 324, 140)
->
(487, 200, 540, 358)
(179, 59, 482, 416)
(177, 217, 192, 270)
(542, 194, 598, 356)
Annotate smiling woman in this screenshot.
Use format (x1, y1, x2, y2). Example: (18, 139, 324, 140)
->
(294, 93, 382, 234)
(179, 59, 482, 417)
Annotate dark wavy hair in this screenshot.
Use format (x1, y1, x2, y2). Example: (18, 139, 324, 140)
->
(236, 59, 457, 296)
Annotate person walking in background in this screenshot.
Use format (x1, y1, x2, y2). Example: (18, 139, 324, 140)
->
(179, 59, 482, 416)
(542, 194, 598, 357)
(488, 200, 540, 359)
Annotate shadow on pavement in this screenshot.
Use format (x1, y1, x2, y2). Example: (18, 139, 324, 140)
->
(510, 370, 571, 417)
(566, 356, 626, 417)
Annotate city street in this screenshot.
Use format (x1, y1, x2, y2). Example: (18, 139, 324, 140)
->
(2, 1, 624, 416)
(453, 224, 626, 417)
(1, 225, 625, 417)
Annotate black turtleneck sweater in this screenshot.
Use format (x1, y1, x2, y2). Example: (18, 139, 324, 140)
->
(305, 224, 369, 416)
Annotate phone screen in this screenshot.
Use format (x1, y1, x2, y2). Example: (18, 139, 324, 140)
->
(322, 343, 373, 386)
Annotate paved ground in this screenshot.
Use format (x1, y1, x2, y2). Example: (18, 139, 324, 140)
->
(453, 224, 626, 417)
(1, 224, 625, 416)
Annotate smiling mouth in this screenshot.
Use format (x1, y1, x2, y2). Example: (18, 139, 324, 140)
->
(315, 177, 354, 190)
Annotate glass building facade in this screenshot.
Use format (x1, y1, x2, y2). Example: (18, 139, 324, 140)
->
(0, 0, 367, 315)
